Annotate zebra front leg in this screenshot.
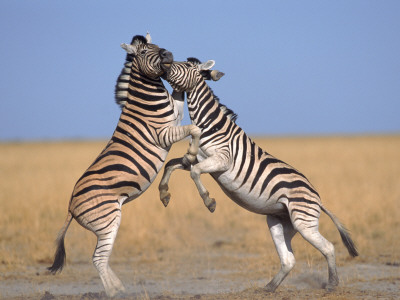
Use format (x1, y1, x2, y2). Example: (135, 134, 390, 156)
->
(183, 125, 201, 166)
(158, 124, 201, 165)
(265, 215, 297, 292)
(157, 124, 200, 207)
(190, 153, 229, 212)
(159, 157, 190, 207)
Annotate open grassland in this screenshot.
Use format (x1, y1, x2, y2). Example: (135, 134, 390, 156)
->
(0, 136, 399, 299)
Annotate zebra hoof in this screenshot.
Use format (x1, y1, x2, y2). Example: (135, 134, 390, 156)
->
(323, 282, 338, 292)
(160, 191, 171, 207)
(206, 198, 216, 213)
(264, 281, 278, 293)
(104, 281, 126, 297)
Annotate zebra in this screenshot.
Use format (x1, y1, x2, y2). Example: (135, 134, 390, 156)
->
(47, 34, 206, 297)
(158, 58, 359, 292)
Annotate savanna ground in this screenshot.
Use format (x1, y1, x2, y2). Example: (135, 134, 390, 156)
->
(0, 136, 399, 299)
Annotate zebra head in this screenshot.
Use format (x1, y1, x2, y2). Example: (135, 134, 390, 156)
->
(165, 58, 224, 93)
(186, 57, 225, 82)
(121, 33, 173, 79)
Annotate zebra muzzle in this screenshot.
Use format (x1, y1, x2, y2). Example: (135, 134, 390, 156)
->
(210, 70, 225, 81)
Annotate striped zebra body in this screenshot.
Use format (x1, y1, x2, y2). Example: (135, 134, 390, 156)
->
(48, 35, 202, 297)
(72, 60, 179, 217)
(208, 139, 321, 218)
(159, 59, 358, 292)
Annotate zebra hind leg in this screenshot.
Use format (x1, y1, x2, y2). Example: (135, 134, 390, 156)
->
(265, 215, 297, 292)
(294, 217, 339, 291)
(92, 209, 125, 297)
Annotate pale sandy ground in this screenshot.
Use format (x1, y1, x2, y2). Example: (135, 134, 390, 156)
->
(1, 252, 398, 299)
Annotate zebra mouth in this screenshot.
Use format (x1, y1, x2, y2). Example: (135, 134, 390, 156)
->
(161, 62, 172, 73)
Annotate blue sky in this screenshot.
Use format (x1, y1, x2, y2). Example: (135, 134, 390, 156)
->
(1, 1, 399, 141)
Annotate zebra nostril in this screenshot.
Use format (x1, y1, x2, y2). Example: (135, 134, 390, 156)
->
(160, 49, 173, 63)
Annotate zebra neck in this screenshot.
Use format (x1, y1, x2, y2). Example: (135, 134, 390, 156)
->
(125, 64, 168, 109)
(187, 80, 222, 129)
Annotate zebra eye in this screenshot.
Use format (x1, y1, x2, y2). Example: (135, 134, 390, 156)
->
(140, 49, 147, 55)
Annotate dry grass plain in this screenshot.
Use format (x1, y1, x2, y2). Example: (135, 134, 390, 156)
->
(0, 136, 399, 299)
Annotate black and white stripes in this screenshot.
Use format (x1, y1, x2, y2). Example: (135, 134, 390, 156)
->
(159, 59, 358, 292)
(48, 34, 201, 297)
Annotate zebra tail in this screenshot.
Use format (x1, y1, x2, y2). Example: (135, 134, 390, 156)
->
(48, 211, 73, 274)
(321, 205, 359, 257)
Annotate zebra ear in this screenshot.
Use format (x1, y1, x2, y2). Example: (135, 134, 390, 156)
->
(145, 32, 152, 44)
(121, 43, 138, 55)
(197, 60, 215, 71)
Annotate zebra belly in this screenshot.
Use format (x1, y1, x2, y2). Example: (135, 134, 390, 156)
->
(70, 145, 169, 215)
(120, 170, 160, 205)
(211, 171, 287, 215)
(115, 147, 169, 203)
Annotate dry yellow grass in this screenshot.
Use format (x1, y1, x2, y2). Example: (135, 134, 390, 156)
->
(0, 136, 399, 274)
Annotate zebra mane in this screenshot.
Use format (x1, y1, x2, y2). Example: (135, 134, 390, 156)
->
(114, 61, 132, 109)
(209, 87, 238, 123)
(131, 35, 148, 45)
(187, 57, 238, 123)
(114, 35, 148, 109)
(125, 35, 147, 62)
(187, 57, 202, 65)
